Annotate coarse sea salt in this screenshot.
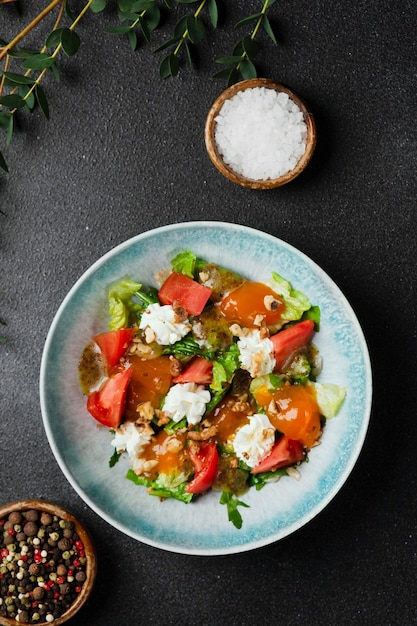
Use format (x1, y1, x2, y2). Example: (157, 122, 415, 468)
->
(214, 86, 308, 181)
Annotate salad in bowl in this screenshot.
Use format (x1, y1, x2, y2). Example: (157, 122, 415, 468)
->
(78, 249, 346, 529)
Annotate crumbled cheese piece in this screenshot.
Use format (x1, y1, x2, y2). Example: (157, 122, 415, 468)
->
(111, 422, 153, 473)
(139, 302, 191, 345)
(237, 328, 276, 377)
(163, 382, 211, 426)
(233, 413, 275, 468)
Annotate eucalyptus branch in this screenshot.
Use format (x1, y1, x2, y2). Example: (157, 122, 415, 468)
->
(0, 0, 279, 173)
(0, 0, 100, 172)
(214, 0, 278, 86)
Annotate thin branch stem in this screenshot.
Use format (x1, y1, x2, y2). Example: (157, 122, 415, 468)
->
(0, 0, 64, 61)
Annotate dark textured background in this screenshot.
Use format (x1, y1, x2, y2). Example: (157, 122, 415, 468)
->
(1, 2, 417, 624)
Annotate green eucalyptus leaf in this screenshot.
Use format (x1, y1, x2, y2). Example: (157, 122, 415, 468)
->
(215, 55, 243, 65)
(35, 84, 49, 119)
(0, 94, 26, 109)
(18, 85, 36, 111)
(176, 0, 200, 3)
(0, 150, 8, 173)
(174, 15, 188, 37)
(130, 0, 155, 10)
(139, 15, 151, 44)
(118, 10, 139, 22)
(186, 16, 205, 43)
(208, 0, 218, 28)
(159, 52, 179, 79)
(90, 0, 107, 12)
(128, 29, 138, 50)
(20, 54, 56, 70)
(239, 58, 257, 80)
(233, 39, 244, 56)
(51, 62, 61, 83)
(105, 25, 134, 34)
(227, 67, 240, 87)
(6, 114, 13, 145)
(184, 40, 192, 67)
(212, 67, 232, 79)
(235, 13, 262, 29)
(2, 71, 35, 86)
(0, 112, 11, 131)
(45, 28, 65, 49)
(61, 28, 81, 56)
(262, 14, 277, 44)
(64, 0, 75, 20)
(267, 0, 279, 5)
(153, 34, 181, 53)
(145, 5, 161, 30)
(241, 36, 259, 60)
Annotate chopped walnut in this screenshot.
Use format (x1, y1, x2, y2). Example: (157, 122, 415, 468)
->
(187, 425, 218, 441)
(173, 300, 188, 323)
(253, 314, 265, 327)
(144, 327, 156, 344)
(142, 460, 159, 473)
(264, 295, 280, 312)
(199, 271, 210, 283)
(268, 399, 278, 415)
(166, 437, 184, 453)
(156, 411, 170, 427)
(136, 401, 155, 423)
(169, 355, 182, 377)
(231, 400, 252, 414)
(229, 323, 245, 337)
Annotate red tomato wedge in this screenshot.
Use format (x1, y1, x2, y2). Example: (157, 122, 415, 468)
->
(172, 356, 213, 385)
(92, 328, 135, 368)
(86, 368, 132, 429)
(158, 272, 212, 316)
(270, 319, 315, 370)
(186, 443, 219, 494)
(251, 435, 305, 474)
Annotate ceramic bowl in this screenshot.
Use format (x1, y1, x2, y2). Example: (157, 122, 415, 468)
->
(40, 222, 372, 556)
(0, 500, 96, 625)
(205, 78, 317, 189)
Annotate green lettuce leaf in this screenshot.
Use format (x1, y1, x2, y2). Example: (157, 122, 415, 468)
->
(307, 381, 347, 418)
(108, 278, 142, 330)
(270, 272, 312, 323)
(170, 250, 197, 278)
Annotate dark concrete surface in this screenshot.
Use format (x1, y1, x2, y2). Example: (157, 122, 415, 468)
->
(1, 2, 417, 624)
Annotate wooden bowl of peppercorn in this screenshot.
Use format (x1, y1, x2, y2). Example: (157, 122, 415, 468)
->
(0, 500, 97, 625)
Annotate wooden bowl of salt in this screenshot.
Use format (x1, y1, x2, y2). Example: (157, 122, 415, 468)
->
(205, 78, 316, 190)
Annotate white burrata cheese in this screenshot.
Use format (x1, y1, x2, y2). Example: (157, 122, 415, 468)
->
(163, 382, 211, 426)
(139, 302, 191, 345)
(233, 413, 275, 468)
(237, 329, 276, 377)
(110, 422, 152, 473)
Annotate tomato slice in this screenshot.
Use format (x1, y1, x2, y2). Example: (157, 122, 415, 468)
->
(172, 356, 213, 385)
(186, 443, 219, 494)
(86, 368, 132, 429)
(270, 319, 315, 370)
(250, 435, 305, 474)
(158, 272, 212, 316)
(92, 328, 135, 368)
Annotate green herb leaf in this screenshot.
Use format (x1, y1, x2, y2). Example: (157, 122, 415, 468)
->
(241, 35, 259, 60)
(128, 29, 138, 50)
(170, 249, 196, 277)
(61, 28, 81, 56)
(2, 71, 35, 86)
(159, 52, 179, 79)
(235, 13, 262, 29)
(35, 84, 49, 119)
(239, 58, 257, 80)
(186, 16, 205, 44)
(215, 55, 243, 65)
(20, 53, 56, 70)
(219, 491, 249, 529)
(139, 15, 151, 44)
(45, 27, 65, 49)
(262, 14, 277, 44)
(208, 0, 218, 28)
(109, 448, 121, 467)
(106, 25, 134, 34)
(0, 94, 26, 108)
(90, 0, 107, 12)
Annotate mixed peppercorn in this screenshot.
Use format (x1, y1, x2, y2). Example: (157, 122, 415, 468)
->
(0, 508, 88, 624)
